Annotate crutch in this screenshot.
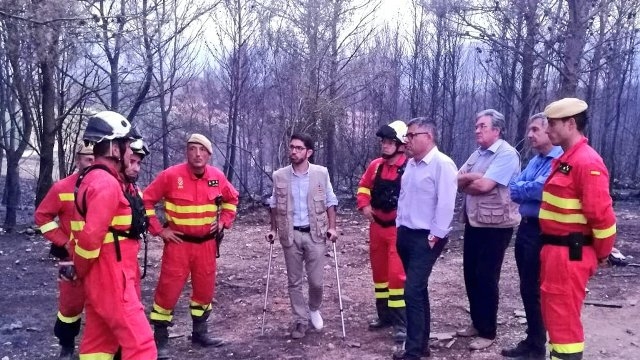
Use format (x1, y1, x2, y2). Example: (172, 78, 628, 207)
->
(329, 232, 346, 339)
(261, 233, 275, 335)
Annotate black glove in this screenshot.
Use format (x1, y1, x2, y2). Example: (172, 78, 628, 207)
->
(49, 244, 70, 260)
(58, 261, 77, 281)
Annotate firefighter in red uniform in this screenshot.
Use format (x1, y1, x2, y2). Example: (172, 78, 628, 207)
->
(144, 134, 239, 359)
(71, 111, 157, 360)
(356, 120, 408, 343)
(34, 145, 94, 359)
(539, 98, 616, 360)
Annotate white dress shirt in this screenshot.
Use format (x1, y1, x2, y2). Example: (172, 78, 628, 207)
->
(396, 146, 458, 238)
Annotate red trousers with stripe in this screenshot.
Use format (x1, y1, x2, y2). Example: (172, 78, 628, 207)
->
(58, 279, 85, 320)
(369, 222, 405, 301)
(540, 245, 597, 357)
(79, 241, 156, 359)
(153, 240, 217, 315)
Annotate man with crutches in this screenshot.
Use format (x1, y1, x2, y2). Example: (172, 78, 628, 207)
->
(265, 133, 339, 339)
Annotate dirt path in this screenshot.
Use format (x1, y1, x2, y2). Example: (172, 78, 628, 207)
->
(1, 202, 639, 359)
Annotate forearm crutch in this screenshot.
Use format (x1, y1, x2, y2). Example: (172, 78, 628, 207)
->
(331, 237, 346, 339)
(261, 235, 275, 335)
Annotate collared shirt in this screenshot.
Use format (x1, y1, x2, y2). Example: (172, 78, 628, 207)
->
(477, 139, 521, 186)
(509, 146, 563, 217)
(396, 146, 458, 238)
(268, 162, 339, 226)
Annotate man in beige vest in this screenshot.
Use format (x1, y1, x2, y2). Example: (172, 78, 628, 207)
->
(457, 109, 521, 350)
(266, 133, 338, 339)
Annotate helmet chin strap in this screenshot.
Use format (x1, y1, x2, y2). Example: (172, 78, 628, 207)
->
(381, 143, 404, 159)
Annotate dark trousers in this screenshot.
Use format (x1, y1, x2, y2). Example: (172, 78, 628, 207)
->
(396, 226, 447, 357)
(514, 218, 546, 349)
(463, 224, 513, 339)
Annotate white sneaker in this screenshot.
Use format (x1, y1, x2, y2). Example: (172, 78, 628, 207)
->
(309, 310, 323, 330)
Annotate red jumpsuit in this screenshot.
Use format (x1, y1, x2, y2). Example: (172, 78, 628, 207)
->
(72, 159, 156, 359)
(357, 155, 407, 327)
(34, 173, 85, 349)
(144, 163, 238, 325)
(539, 137, 616, 360)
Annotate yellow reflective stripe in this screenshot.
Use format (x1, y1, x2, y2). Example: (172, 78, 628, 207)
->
(542, 192, 582, 210)
(593, 224, 616, 239)
(75, 244, 100, 259)
(374, 282, 389, 289)
(221, 203, 236, 212)
(150, 303, 173, 322)
(389, 288, 404, 296)
(111, 215, 131, 226)
(375, 292, 389, 299)
(58, 193, 74, 201)
(71, 221, 85, 231)
(153, 303, 173, 314)
(57, 311, 81, 324)
(166, 214, 216, 226)
(165, 201, 217, 213)
(539, 209, 587, 224)
(551, 342, 584, 353)
(189, 301, 212, 317)
(39, 221, 59, 233)
(79, 353, 114, 360)
(357, 187, 371, 196)
(590, 170, 600, 176)
(388, 299, 406, 308)
(145, 209, 155, 216)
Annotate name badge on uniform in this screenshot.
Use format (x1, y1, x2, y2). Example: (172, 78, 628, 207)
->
(208, 180, 219, 187)
(559, 162, 572, 175)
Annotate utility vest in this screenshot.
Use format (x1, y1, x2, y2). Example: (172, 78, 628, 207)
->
(272, 164, 330, 246)
(460, 141, 521, 228)
(370, 158, 407, 213)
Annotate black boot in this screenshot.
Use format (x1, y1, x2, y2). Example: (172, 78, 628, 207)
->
(389, 306, 407, 343)
(58, 345, 74, 359)
(369, 298, 392, 330)
(54, 317, 80, 359)
(191, 308, 224, 348)
(154, 323, 171, 360)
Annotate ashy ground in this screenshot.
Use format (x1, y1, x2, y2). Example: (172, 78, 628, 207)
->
(0, 202, 639, 360)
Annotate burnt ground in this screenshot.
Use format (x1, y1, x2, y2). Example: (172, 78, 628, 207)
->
(0, 201, 639, 360)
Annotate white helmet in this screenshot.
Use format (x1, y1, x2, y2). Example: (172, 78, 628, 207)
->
(82, 111, 141, 144)
(130, 139, 150, 159)
(376, 120, 407, 144)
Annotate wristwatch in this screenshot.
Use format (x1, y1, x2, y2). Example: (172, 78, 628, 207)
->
(428, 234, 436, 242)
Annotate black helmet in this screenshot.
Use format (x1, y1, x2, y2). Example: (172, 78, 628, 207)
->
(82, 111, 141, 144)
(376, 120, 407, 144)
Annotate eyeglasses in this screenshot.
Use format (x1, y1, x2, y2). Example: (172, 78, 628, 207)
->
(289, 145, 307, 152)
(403, 132, 429, 140)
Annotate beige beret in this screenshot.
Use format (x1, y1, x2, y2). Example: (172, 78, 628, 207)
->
(187, 133, 212, 154)
(544, 98, 588, 119)
(76, 144, 94, 156)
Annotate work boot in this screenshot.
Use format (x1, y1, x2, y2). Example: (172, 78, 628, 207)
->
(370, 298, 392, 330)
(154, 323, 171, 360)
(58, 345, 74, 359)
(392, 326, 407, 343)
(192, 319, 224, 347)
(389, 306, 407, 343)
(502, 340, 545, 358)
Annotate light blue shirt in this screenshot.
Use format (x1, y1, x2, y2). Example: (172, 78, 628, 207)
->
(509, 146, 563, 217)
(268, 163, 338, 226)
(479, 139, 521, 186)
(396, 146, 458, 238)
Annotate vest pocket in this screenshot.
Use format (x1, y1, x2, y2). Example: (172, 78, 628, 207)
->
(313, 195, 326, 214)
(476, 203, 507, 225)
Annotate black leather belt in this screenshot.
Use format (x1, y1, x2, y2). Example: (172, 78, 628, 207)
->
(372, 214, 396, 228)
(521, 217, 541, 225)
(178, 233, 217, 244)
(541, 233, 593, 246)
(293, 225, 311, 233)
